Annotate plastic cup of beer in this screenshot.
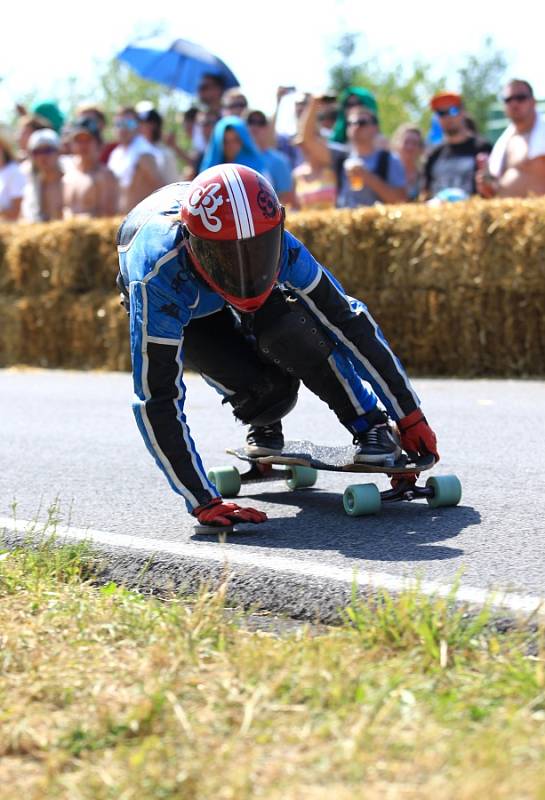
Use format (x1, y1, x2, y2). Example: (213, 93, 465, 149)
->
(344, 157, 365, 190)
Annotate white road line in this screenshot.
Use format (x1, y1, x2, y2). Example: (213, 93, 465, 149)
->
(1, 517, 543, 617)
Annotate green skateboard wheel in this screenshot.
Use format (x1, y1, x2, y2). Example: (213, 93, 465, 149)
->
(207, 466, 241, 498)
(343, 483, 381, 516)
(286, 465, 318, 490)
(425, 475, 462, 508)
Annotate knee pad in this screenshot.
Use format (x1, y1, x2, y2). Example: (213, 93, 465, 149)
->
(226, 371, 299, 426)
(256, 300, 333, 378)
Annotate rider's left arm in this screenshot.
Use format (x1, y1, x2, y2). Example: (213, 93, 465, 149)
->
(278, 232, 420, 421)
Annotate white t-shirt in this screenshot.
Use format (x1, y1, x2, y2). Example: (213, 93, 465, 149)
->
(0, 161, 26, 212)
(107, 135, 158, 188)
(489, 113, 545, 177)
(153, 142, 179, 184)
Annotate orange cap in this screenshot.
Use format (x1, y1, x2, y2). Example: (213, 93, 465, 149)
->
(430, 92, 463, 111)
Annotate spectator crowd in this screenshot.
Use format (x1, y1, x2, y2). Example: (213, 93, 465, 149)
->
(1, 75, 544, 224)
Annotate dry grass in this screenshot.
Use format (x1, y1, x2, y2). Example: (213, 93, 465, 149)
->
(0, 530, 544, 800)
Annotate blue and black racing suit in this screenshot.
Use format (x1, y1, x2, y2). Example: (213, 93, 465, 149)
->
(117, 183, 420, 513)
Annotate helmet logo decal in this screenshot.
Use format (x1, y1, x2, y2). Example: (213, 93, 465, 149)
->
(257, 178, 278, 219)
(188, 183, 224, 232)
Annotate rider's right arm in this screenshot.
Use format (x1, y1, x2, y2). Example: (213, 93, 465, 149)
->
(128, 278, 220, 513)
(117, 186, 223, 512)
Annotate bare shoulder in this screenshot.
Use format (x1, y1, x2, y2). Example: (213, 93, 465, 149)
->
(98, 164, 118, 183)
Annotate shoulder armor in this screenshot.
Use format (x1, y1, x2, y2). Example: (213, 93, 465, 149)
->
(116, 182, 191, 249)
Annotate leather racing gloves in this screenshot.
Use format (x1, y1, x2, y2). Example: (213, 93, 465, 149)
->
(397, 408, 439, 462)
(193, 498, 268, 527)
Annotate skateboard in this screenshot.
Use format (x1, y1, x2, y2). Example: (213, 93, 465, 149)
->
(207, 440, 462, 518)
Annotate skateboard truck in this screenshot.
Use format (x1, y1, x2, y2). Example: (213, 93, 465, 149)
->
(381, 478, 435, 504)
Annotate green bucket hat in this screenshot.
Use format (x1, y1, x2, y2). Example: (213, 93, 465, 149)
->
(31, 101, 65, 134)
(331, 87, 379, 143)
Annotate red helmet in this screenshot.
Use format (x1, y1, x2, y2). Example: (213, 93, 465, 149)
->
(181, 164, 284, 312)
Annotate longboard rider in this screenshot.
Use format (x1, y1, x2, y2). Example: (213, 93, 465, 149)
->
(116, 165, 439, 528)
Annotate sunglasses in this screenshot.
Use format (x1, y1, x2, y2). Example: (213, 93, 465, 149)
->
(114, 118, 138, 130)
(503, 93, 532, 104)
(319, 111, 338, 122)
(347, 117, 377, 127)
(436, 106, 461, 117)
(248, 118, 267, 127)
(223, 101, 247, 110)
(32, 146, 57, 155)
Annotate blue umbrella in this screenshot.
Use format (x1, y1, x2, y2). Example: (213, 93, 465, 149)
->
(117, 38, 240, 95)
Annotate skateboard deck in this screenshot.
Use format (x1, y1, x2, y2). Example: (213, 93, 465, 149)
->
(227, 440, 435, 475)
(197, 441, 461, 534)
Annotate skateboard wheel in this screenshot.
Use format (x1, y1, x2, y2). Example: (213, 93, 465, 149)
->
(207, 466, 241, 498)
(343, 483, 381, 516)
(285, 466, 318, 490)
(425, 475, 462, 508)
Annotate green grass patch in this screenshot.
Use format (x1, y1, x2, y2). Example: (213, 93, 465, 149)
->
(0, 539, 544, 800)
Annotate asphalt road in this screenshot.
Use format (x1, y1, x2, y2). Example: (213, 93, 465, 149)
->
(2, 369, 545, 617)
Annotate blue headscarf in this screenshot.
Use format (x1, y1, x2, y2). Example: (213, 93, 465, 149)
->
(200, 115, 266, 174)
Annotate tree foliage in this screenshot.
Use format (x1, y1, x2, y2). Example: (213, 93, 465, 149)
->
(329, 34, 444, 136)
(93, 60, 186, 133)
(457, 37, 508, 134)
(329, 34, 509, 138)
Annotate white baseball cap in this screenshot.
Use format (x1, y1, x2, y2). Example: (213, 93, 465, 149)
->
(28, 128, 60, 152)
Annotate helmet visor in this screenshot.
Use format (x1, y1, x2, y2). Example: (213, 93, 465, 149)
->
(188, 224, 282, 301)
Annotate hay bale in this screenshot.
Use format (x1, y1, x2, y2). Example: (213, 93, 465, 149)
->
(17, 292, 71, 367)
(5, 217, 122, 295)
(289, 197, 545, 295)
(66, 290, 130, 370)
(2, 197, 545, 375)
(0, 223, 15, 292)
(288, 197, 545, 377)
(12, 290, 130, 369)
(0, 296, 22, 366)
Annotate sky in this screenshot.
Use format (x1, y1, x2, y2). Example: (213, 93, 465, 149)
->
(2, 0, 544, 122)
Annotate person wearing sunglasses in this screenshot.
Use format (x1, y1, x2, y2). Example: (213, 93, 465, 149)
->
(62, 117, 119, 219)
(478, 79, 545, 199)
(424, 92, 492, 201)
(221, 89, 249, 118)
(107, 107, 163, 214)
(300, 94, 407, 208)
(330, 86, 378, 144)
(20, 128, 64, 222)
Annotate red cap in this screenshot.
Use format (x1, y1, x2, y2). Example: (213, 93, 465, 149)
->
(430, 92, 463, 111)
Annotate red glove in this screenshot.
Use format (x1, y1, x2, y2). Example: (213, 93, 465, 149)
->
(398, 409, 440, 462)
(390, 473, 417, 490)
(193, 498, 267, 527)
